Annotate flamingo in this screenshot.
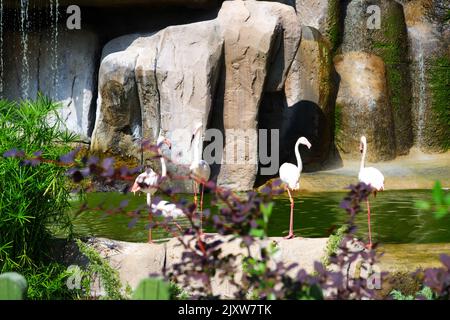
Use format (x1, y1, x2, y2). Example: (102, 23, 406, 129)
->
(131, 134, 183, 243)
(358, 135, 385, 249)
(189, 123, 211, 234)
(279, 137, 312, 239)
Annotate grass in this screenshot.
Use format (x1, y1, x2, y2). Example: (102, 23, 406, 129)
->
(0, 96, 78, 271)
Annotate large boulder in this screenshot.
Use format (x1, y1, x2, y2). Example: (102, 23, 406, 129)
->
(334, 52, 396, 162)
(215, 0, 300, 191)
(91, 21, 224, 189)
(283, 26, 337, 167)
(341, 0, 413, 156)
(90, 34, 150, 158)
(136, 20, 224, 191)
(2, 29, 100, 140)
(403, 0, 450, 152)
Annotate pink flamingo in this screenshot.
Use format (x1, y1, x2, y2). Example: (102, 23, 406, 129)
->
(189, 123, 211, 234)
(131, 135, 173, 243)
(358, 136, 385, 249)
(279, 137, 312, 239)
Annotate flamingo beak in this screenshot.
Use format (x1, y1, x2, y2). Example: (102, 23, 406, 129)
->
(359, 143, 363, 153)
(306, 142, 312, 149)
(164, 138, 172, 150)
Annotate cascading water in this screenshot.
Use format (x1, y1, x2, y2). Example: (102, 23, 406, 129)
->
(417, 42, 426, 145)
(50, 0, 59, 96)
(20, 0, 29, 100)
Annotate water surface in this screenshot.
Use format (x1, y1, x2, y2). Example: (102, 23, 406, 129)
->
(69, 190, 450, 245)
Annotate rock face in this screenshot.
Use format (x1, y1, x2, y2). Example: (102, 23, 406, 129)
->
(341, 0, 413, 156)
(90, 34, 149, 158)
(64, 236, 328, 299)
(215, 0, 300, 190)
(294, 0, 341, 51)
(91, 21, 223, 188)
(334, 52, 396, 162)
(403, 0, 450, 152)
(3, 29, 100, 139)
(284, 26, 337, 167)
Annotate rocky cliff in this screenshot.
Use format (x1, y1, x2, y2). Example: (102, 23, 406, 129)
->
(2, 0, 449, 191)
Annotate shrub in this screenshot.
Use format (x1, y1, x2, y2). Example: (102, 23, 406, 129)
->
(0, 96, 78, 271)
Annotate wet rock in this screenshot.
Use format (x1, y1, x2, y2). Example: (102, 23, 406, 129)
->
(403, 0, 450, 152)
(334, 52, 396, 162)
(90, 34, 149, 159)
(216, 0, 299, 191)
(3, 29, 100, 139)
(341, 0, 413, 156)
(135, 20, 224, 192)
(284, 26, 337, 167)
(293, 0, 341, 51)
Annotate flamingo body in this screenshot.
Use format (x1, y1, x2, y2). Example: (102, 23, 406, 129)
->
(152, 200, 184, 219)
(190, 159, 211, 182)
(358, 166, 384, 191)
(279, 163, 301, 190)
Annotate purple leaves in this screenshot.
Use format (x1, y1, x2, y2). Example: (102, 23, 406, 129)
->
(3, 148, 25, 158)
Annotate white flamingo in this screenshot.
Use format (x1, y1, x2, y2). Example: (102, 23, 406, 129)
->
(358, 135, 385, 249)
(189, 123, 211, 233)
(131, 135, 182, 243)
(279, 137, 312, 239)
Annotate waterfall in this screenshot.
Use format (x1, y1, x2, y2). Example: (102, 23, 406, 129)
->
(50, 0, 59, 97)
(417, 42, 426, 145)
(20, 0, 29, 100)
(0, 0, 3, 99)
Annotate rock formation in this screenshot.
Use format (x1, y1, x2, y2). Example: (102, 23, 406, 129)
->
(2, 0, 449, 191)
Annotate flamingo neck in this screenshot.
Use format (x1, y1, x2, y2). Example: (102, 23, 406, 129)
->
(146, 193, 151, 207)
(160, 155, 167, 178)
(193, 130, 201, 163)
(360, 141, 367, 171)
(295, 139, 302, 171)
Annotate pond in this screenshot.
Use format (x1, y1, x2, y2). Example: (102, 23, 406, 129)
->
(69, 190, 450, 245)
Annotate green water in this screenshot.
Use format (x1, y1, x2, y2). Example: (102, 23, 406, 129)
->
(69, 190, 450, 244)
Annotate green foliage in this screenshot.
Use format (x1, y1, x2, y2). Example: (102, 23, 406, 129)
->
(326, 0, 340, 54)
(169, 281, 189, 300)
(390, 286, 434, 300)
(76, 240, 128, 300)
(415, 181, 450, 219)
(322, 224, 348, 267)
(23, 263, 83, 300)
(0, 272, 27, 300)
(0, 96, 78, 271)
(429, 56, 450, 149)
(132, 278, 170, 300)
(250, 203, 273, 239)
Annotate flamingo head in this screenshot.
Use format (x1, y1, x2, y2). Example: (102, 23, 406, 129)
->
(157, 135, 172, 150)
(190, 123, 203, 148)
(360, 136, 367, 153)
(298, 137, 312, 149)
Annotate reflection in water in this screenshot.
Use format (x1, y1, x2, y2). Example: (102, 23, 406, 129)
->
(67, 190, 450, 245)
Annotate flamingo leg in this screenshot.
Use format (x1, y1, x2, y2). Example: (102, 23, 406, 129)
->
(174, 221, 183, 233)
(193, 181, 198, 212)
(200, 183, 205, 234)
(147, 193, 154, 244)
(366, 198, 373, 249)
(284, 188, 295, 240)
